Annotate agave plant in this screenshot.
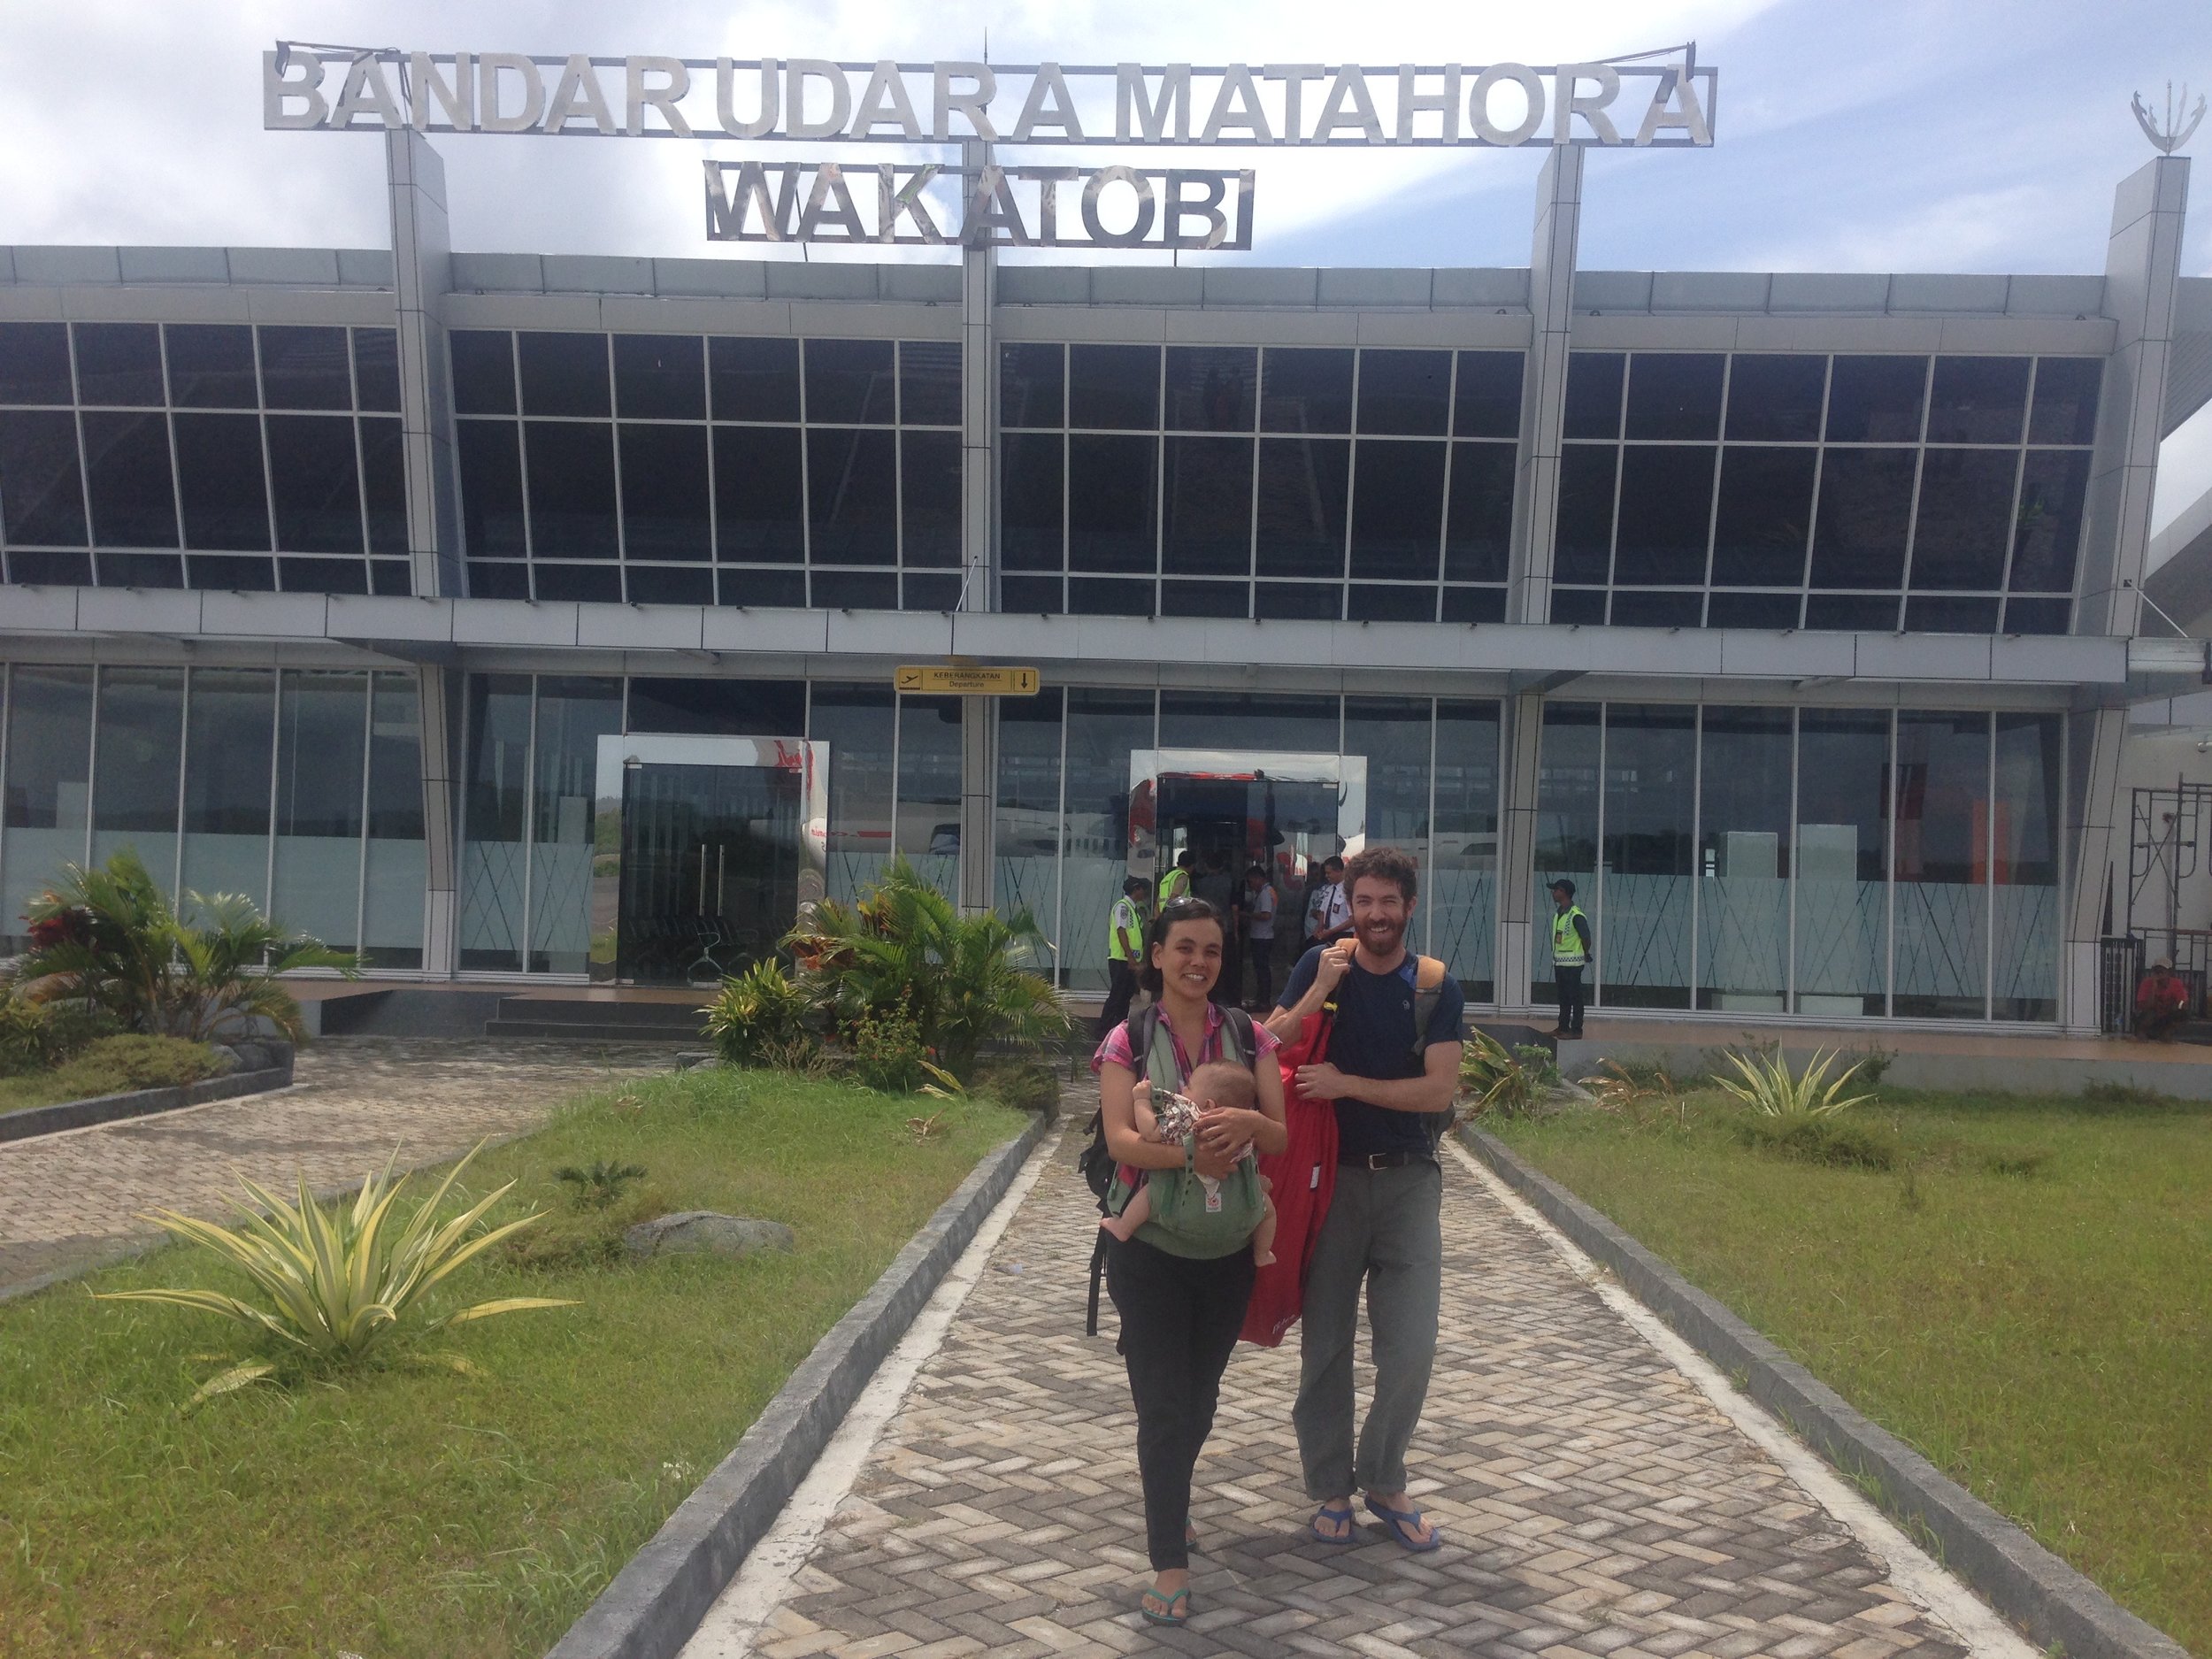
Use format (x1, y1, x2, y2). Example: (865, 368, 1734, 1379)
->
(703, 958, 814, 1067)
(1714, 1044, 1874, 1118)
(1458, 1030, 1555, 1120)
(95, 1143, 574, 1404)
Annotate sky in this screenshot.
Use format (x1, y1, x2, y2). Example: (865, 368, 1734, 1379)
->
(4, 0, 2210, 530)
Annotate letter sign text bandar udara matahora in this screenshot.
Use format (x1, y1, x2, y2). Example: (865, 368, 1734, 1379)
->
(264, 53, 1717, 149)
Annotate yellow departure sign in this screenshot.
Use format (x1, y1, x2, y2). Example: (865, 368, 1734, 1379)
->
(894, 664, 1041, 696)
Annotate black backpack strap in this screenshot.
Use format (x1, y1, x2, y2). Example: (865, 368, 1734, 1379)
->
(1221, 1004, 1256, 1069)
(1086, 1233, 1107, 1337)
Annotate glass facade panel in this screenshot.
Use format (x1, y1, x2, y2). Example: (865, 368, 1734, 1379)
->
(713, 425, 803, 561)
(1431, 700, 1499, 998)
(1710, 447, 1815, 587)
(996, 689, 1063, 971)
(82, 411, 179, 547)
(710, 335, 801, 422)
(181, 667, 274, 908)
(1825, 356, 1926, 442)
(459, 673, 532, 970)
(1697, 707, 1791, 1011)
(2, 665, 92, 950)
(1000, 343, 1065, 429)
(1601, 705, 1695, 1008)
(1163, 434, 1253, 577)
(896, 695, 964, 896)
(1255, 436, 1348, 580)
(166, 325, 257, 410)
(1062, 688, 1154, 993)
(1444, 442, 1514, 583)
(273, 670, 367, 950)
(1893, 711, 1989, 1019)
(0, 322, 73, 404)
(89, 666, 183, 887)
(810, 683, 895, 902)
(75, 323, 163, 406)
(525, 420, 618, 557)
(1453, 351, 1523, 440)
(1349, 441, 1445, 582)
(174, 412, 272, 551)
(1993, 713, 2061, 1021)
(1532, 702, 1600, 1002)
(1725, 354, 1826, 442)
(1165, 346, 1256, 432)
(528, 677, 621, 973)
(1068, 433, 1156, 573)
(1261, 348, 1353, 434)
(1625, 354, 1724, 441)
(1356, 349, 1450, 436)
(613, 334, 705, 420)
(363, 672, 426, 969)
(1343, 695, 1434, 972)
(267, 416, 363, 554)
(258, 326, 352, 411)
(804, 338, 895, 425)
(807, 427, 899, 564)
(619, 424, 711, 560)
(518, 332, 611, 418)
(0, 411, 88, 548)
(1794, 710, 1891, 1016)
(1070, 344, 1159, 430)
(1614, 445, 1715, 585)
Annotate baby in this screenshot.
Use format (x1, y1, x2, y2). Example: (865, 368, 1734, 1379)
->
(1100, 1059, 1278, 1266)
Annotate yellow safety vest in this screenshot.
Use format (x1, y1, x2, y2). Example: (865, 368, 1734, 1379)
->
(1109, 896, 1144, 963)
(1552, 905, 1588, 967)
(1157, 867, 1190, 906)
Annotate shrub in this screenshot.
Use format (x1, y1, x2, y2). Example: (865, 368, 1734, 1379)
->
(704, 959, 815, 1068)
(972, 1060, 1063, 1116)
(1734, 1110, 1901, 1171)
(554, 1160, 649, 1210)
(1715, 1044, 1875, 1118)
(1460, 1031, 1557, 1120)
(845, 1002, 951, 1094)
(54, 1033, 221, 1095)
(0, 990, 119, 1076)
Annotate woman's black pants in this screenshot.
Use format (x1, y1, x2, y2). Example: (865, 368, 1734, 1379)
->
(1105, 1233, 1256, 1571)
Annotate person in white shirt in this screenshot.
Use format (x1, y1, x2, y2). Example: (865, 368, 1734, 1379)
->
(1242, 864, 1279, 1010)
(1303, 855, 1350, 952)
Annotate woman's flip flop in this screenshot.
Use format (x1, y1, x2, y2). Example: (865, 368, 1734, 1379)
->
(1310, 1503, 1357, 1545)
(1363, 1494, 1443, 1553)
(1141, 1585, 1192, 1626)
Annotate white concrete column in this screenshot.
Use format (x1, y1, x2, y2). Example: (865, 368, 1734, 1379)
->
(956, 139, 1000, 915)
(416, 664, 460, 978)
(386, 128, 461, 599)
(1494, 692, 1547, 1011)
(1508, 146, 1584, 626)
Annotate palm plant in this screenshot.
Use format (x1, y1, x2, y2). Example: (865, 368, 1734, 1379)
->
(95, 1143, 573, 1404)
(1714, 1043, 1874, 1118)
(1459, 1030, 1555, 1119)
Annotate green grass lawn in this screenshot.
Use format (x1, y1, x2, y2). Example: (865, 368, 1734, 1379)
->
(1490, 1086, 2212, 1654)
(0, 1066, 1028, 1658)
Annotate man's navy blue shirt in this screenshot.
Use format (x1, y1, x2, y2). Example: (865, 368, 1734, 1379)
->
(1278, 945, 1465, 1157)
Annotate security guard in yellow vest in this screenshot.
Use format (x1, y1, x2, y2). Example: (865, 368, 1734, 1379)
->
(1156, 848, 1195, 908)
(1548, 879, 1592, 1038)
(1095, 875, 1151, 1038)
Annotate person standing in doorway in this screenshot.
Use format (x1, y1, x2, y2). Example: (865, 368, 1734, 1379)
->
(1158, 847, 1196, 909)
(1303, 855, 1350, 952)
(1242, 864, 1279, 1011)
(1549, 879, 1592, 1038)
(1194, 852, 1239, 1006)
(1096, 875, 1151, 1039)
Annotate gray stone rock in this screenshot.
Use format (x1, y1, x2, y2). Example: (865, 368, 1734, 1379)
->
(206, 1044, 245, 1076)
(623, 1210, 796, 1262)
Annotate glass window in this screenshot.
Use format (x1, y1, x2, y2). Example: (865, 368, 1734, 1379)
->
(459, 673, 532, 971)
(81, 411, 178, 547)
(804, 338, 895, 425)
(1624, 354, 1724, 441)
(1725, 354, 1825, 442)
(1554, 445, 1618, 585)
(1432, 698, 1499, 997)
(1, 665, 93, 949)
(1532, 701, 1600, 1001)
(361, 671, 426, 968)
(1927, 356, 2028, 446)
(534, 563, 620, 603)
(1709, 447, 1815, 587)
(525, 421, 618, 557)
(1069, 344, 1159, 430)
(1058, 687, 1153, 990)
(1068, 432, 1156, 573)
(450, 330, 517, 415)
(1903, 595, 1999, 634)
(1562, 352, 1624, 440)
(1453, 351, 1523, 441)
(626, 566, 710, 605)
(710, 335, 801, 421)
(89, 666, 182, 887)
(1356, 349, 1450, 436)
(1609, 589, 1702, 627)
(1344, 692, 1432, 883)
(0, 411, 88, 545)
(1261, 347, 1353, 434)
(1697, 707, 1790, 1010)
(166, 325, 257, 410)
(1825, 355, 1927, 442)
(898, 340, 962, 427)
(1163, 434, 1253, 577)
(811, 565, 896, 611)
(258, 326, 352, 411)
(1349, 440, 1445, 581)
(1613, 446, 1715, 585)
(457, 421, 526, 557)
(0, 322, 72, 404)
(267, 415, 363, 554)
(173, 413, 271, 551)
(612, 334, 704, 420)
(1805, 593, 1900, 631)
(1068, 575, 1151, 619)
(1809, 448, 1916, 589)
(1444, 442, 1514, 583)
(1256, 580, 1340, 619)
(895, 695, 963, 891)
(1441, 585, 1507, 624)
(1893, 711, 1989, 1018)
(1993, 712, 2060, 1021)
(96, 551, 183, 588)
(1706, 591, 1801, 628)
(518, 331, 611, 418)
(806, 426, 898, 564)
(2010, 449, 2091, 593)
(1795, 710, 1890, 1016)
(901, 429, 962, 568)
(2029, 357, 2101, 446)
(1254, 436, 1348, 579)
(1910, 449, 2016, 589)
(180, 667, 274, 906)
(2004, 596, 2071, 634)
(626, 677, 804, 735)
(360, 417, 407, 556)
(1161, 579, 1247, 618)
(1159, 690, 1336, 751)
(74, 322, 164, 407)
(1000, 431, 1064, 570)
(712, 425, 803, 562)
(273, 670, 367, 950)
(528, 676, 621, 973)
(1164, 346, 1256, 432)
(353, 328, 401, 412)
(1601, 703, 1695, 1009)
(1000, 342, 1064, 429)
(995, 688, 1063, 970)
(618, 423, 710, 561)
(718, 567, 803, 606)
(1348, 584, 1434, 621)
(810, 682, 895, 902)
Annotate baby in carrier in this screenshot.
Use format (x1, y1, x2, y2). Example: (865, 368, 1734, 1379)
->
(1100, 1059, 1278, 1265)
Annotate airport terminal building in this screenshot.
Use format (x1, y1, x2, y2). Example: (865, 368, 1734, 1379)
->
(0, 119, 2202, 1033)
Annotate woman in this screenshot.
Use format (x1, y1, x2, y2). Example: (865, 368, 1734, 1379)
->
(1094, 896, 1288, 1626)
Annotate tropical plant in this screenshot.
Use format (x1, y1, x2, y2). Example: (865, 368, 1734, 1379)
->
(553, 1159, 649, 1210)
(1713, 1044, 1875, 1118)
(1459, 1030, 1558, 1120)
(16, 851, 356, 1042)
(703, 958, 815, 1067)
(94, 1143, 574, 1405)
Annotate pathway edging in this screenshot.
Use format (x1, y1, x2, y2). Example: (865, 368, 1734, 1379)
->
(1464, 1125, 2195, 1659)
(546, 1106, 1055, 1659)
(0, 1059, 295, 1145)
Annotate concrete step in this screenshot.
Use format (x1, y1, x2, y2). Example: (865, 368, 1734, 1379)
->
(490, 996, 707, 1031)
(482, 1018, 706, 1043)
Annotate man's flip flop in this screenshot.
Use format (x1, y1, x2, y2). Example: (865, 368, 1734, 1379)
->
(1141, 1585, 1191, 1626)
(1363, 1494, 1443, 1553)
(1310, 1503, 1357, 1545)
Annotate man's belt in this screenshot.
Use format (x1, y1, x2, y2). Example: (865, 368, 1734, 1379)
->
(1340, 1150, 1436, 1171)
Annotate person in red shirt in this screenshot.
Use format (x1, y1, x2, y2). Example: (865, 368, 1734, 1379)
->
(2135, 959, 2189, 1041)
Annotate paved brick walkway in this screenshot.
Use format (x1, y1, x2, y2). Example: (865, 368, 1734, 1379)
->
(0, 1038, 668, 1294)
(745, 1123, 1981, 1659)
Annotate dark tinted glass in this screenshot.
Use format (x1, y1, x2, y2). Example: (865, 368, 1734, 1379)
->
(618, 423, 710, 558)
(1444, 442, 1514, 581)
(1705, 591, 1802, 628)
(1068, 576, 1152, 615)
(1609, 589, 1702, 627)
(353, 328, 401, 411)
(1909, 449, 2016, 588)
(1826, 356, 1927, 442)
(1614, 445, 1715, 584)
(1550, 588, 1607, 624)
(470, 560, 528, 598)
(999, 342, 1064, 427)
(266, 415, 362, 553)
(613, 334, 704, 419)
(2030, 357, 2101, 445)
(534, 563, 621, 603)
(1348, 439, 1445, 580)
(6, 549, 89, 583)
(1725, 354, 1825, 442)
(0, 323, 72, 403)
(811, 570, 897, 608)
(1624, 354, 1724, 440)
(1256, 581, 1341, 619)
(524, 420, 618, 556)
(1254, 435, 1348, 577)
(2010, 449, 2091, 592)
(457, 420, 526, 556)
(196, 554, 274, 590)
(0, 411, 87, 544)
(624, 566, 711, 604)
(1162, 434, 1253, 575)
(627, 677, 806, 735)
(719, 567, 804, 605)
(1069, 344, 1158, 429)
(1162, 578, 1248, 617)
(1261, 348, 1353, 434)
(258, 326, 351, 410)
(1000, 432, 1064, 570)
(806, 426, 897, 562)
(1068, 432, 1156, 571)
(904, 572, 961, 610)
(1562, 352, 1624, 439)
(1453, 350, 1523, 439)
(804, 337, 895, 424)
(1710, 447, 1816, 586)
(2004, 595, 2071, 634)
(899, 340, 962, 426)
(1554, 444, 1618, 584)
(369, 560, 410, 595)
(1440, 585, 1508, 623)
(360, 418, 407, 554)
(518, 332, 610, 418)
(165, 325, 257, 409)
(280, 558, 365, 595)
(81, 411, 177, 547)
(712, 426, 804, 560)
(1810, 448, 1915, 588)
(74, 323, 164, 405)
(710, 335, 801, 421)
(173, 412, 271, 550)
(97, 552, 182, 588)
(1903, 595, 2000, 633)
(901, 429, 962, 566)
(1164, 346, 1256, 431)
(1926, 356, 2028, 445)
(450, 331, 516, 414)
(1348, 584, 1434, 621)
(1356, 349, 1450, 435)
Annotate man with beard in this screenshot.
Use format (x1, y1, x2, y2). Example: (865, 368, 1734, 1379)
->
(1267, 844, 1463, 1554)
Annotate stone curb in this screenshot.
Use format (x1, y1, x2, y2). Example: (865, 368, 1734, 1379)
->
(546, 1107, 1055, 1659)
(0, 1059, 296, 1145)
(1463, 1127, 2195, 1659)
